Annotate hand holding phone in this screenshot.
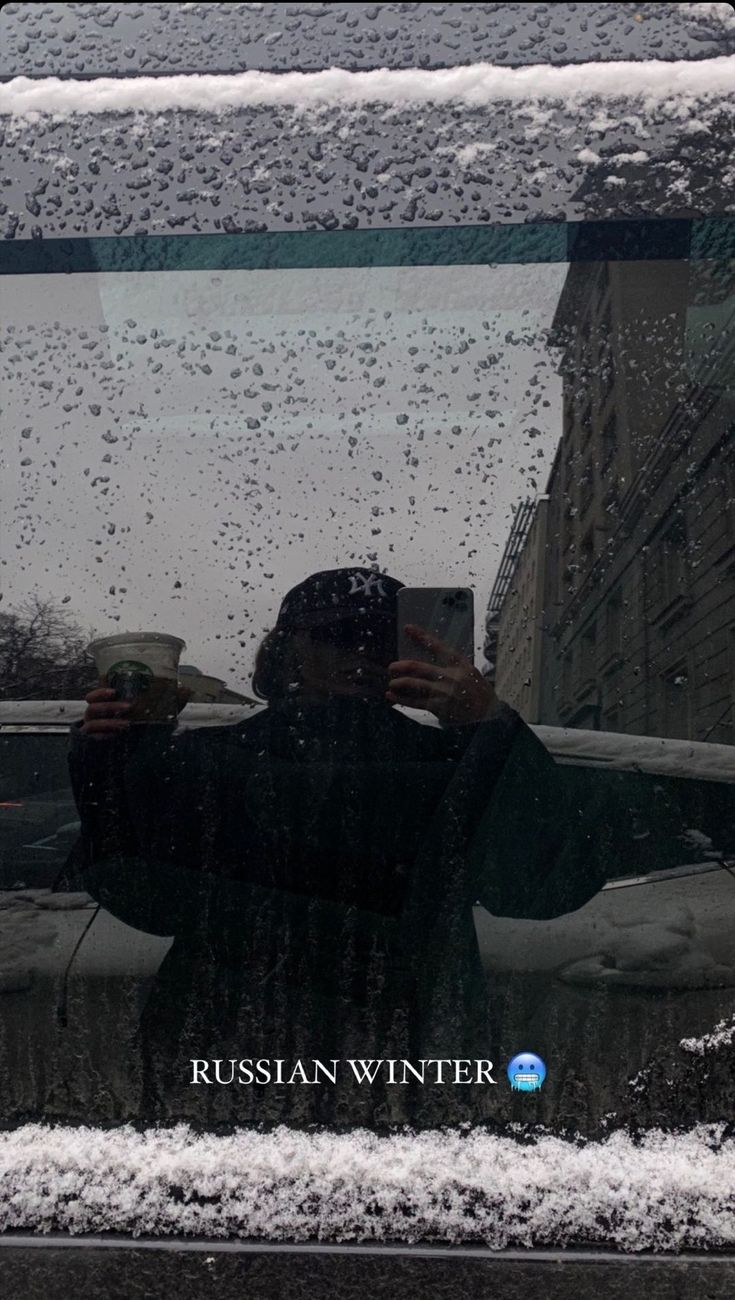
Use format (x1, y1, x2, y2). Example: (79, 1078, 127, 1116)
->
(387, 624, 498, 725)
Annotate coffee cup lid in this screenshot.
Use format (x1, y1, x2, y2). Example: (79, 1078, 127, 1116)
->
(88, 631, 186, 653)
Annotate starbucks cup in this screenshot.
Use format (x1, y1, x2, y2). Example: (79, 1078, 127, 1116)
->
(88, 631, 186, 724)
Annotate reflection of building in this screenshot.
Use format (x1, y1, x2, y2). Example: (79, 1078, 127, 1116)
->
(483, 498, 534, 681)
(486, 497, 549, 722)
(491, 258, 735, 742)
(179, 664, 255, 705)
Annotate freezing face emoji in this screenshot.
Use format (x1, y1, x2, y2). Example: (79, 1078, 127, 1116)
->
(507, 1052, 546, 1092)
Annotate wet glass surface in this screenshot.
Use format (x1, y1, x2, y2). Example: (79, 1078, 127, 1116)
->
(2, 96, 732, 243)
(1, 220, 733, 1132)
(2, 2, 730, 79)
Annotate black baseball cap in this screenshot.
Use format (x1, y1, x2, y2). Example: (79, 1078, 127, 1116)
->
(275, 567, 404, 632)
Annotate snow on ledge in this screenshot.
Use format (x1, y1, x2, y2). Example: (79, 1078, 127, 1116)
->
(1, 57, 734, 118)
(680, 1014, 735, 1056)
(1, 1123, 734, 1250)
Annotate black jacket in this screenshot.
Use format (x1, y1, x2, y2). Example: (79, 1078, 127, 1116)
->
(66, 697, 609, 1125)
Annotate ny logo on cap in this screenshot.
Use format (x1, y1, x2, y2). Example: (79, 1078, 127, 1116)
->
(348, 572, 388, 599)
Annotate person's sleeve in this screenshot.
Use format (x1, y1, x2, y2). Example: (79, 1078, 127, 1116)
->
(67, 723, 206, 936)
(67, 724, 392, 948)
(463, 709, 613, 919)
(67, 722, 142, 862)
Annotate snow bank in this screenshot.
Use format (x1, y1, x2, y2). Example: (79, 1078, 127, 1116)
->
(0, 1123, 734, 1250)
(1, 57, 734, 118)
(0, 893, 57, 993)
(554, 900, 735, 990)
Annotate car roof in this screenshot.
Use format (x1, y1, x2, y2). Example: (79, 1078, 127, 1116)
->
(2, 699, 734, 782)
(1, 3, 733, 249)
(2, 2, 734, 79)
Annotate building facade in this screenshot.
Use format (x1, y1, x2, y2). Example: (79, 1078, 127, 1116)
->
(493, 256, 734, 742)
(489, 497, 549, 723)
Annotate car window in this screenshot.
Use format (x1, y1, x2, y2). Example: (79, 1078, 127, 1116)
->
(1, 4, 734, 1151)
(0, 732, 81, 888)
(2, 220, 733, 1138)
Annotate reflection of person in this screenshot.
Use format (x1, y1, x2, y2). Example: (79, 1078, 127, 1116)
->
(68, 568, 608, 1127)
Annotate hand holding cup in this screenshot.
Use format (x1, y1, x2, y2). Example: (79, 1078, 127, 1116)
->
(386, 624, 499, 725)
(83, 631, 189, 737)
(81, 684, 192, 739)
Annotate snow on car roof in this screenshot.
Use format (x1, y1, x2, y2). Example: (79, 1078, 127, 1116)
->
(532, 724, 735, 783)
(0, 699, 264, 729)
(4, 55, 735, 115)
(1, 50, 733, 241)
(2, 701, 733, 781)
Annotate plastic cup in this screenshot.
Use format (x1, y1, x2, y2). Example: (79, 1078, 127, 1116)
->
(88, 631, 186, 723)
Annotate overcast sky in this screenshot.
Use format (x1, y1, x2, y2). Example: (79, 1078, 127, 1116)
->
(2, 261, 566, 691)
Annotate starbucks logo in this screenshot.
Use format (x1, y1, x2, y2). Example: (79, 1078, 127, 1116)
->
(107, 659, 153, 698)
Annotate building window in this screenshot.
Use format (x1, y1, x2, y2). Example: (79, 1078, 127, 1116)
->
(729, 626, 735, 741)
(562, 495, 577, 560)
(601, 410, 618, 472)
(652, 516, 690, 623)
(664, 518, 688, 590)
(723, 448, 735, 548)
(561, 648, 573, 703)
(579, 620, 597, 687)
(580, 401, 593, 447)
(660, 660, 692, 739)
(581, 526, 595, 566)
(564, 391, 575, 436)
(605, 586, 623, 658)
(599, 339, 615, 406)
(579, 459, 594, 517)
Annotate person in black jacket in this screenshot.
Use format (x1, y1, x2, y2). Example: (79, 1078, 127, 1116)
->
(68, 567, 609, 1128)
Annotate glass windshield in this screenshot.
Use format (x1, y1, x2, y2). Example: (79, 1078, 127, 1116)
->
(1, 220, 733, 1133)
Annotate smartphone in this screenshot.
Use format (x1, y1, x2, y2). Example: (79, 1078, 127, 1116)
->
(396, 587, 475, 664)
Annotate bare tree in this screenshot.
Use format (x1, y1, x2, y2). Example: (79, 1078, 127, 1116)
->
(0, 596, 97, 700)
